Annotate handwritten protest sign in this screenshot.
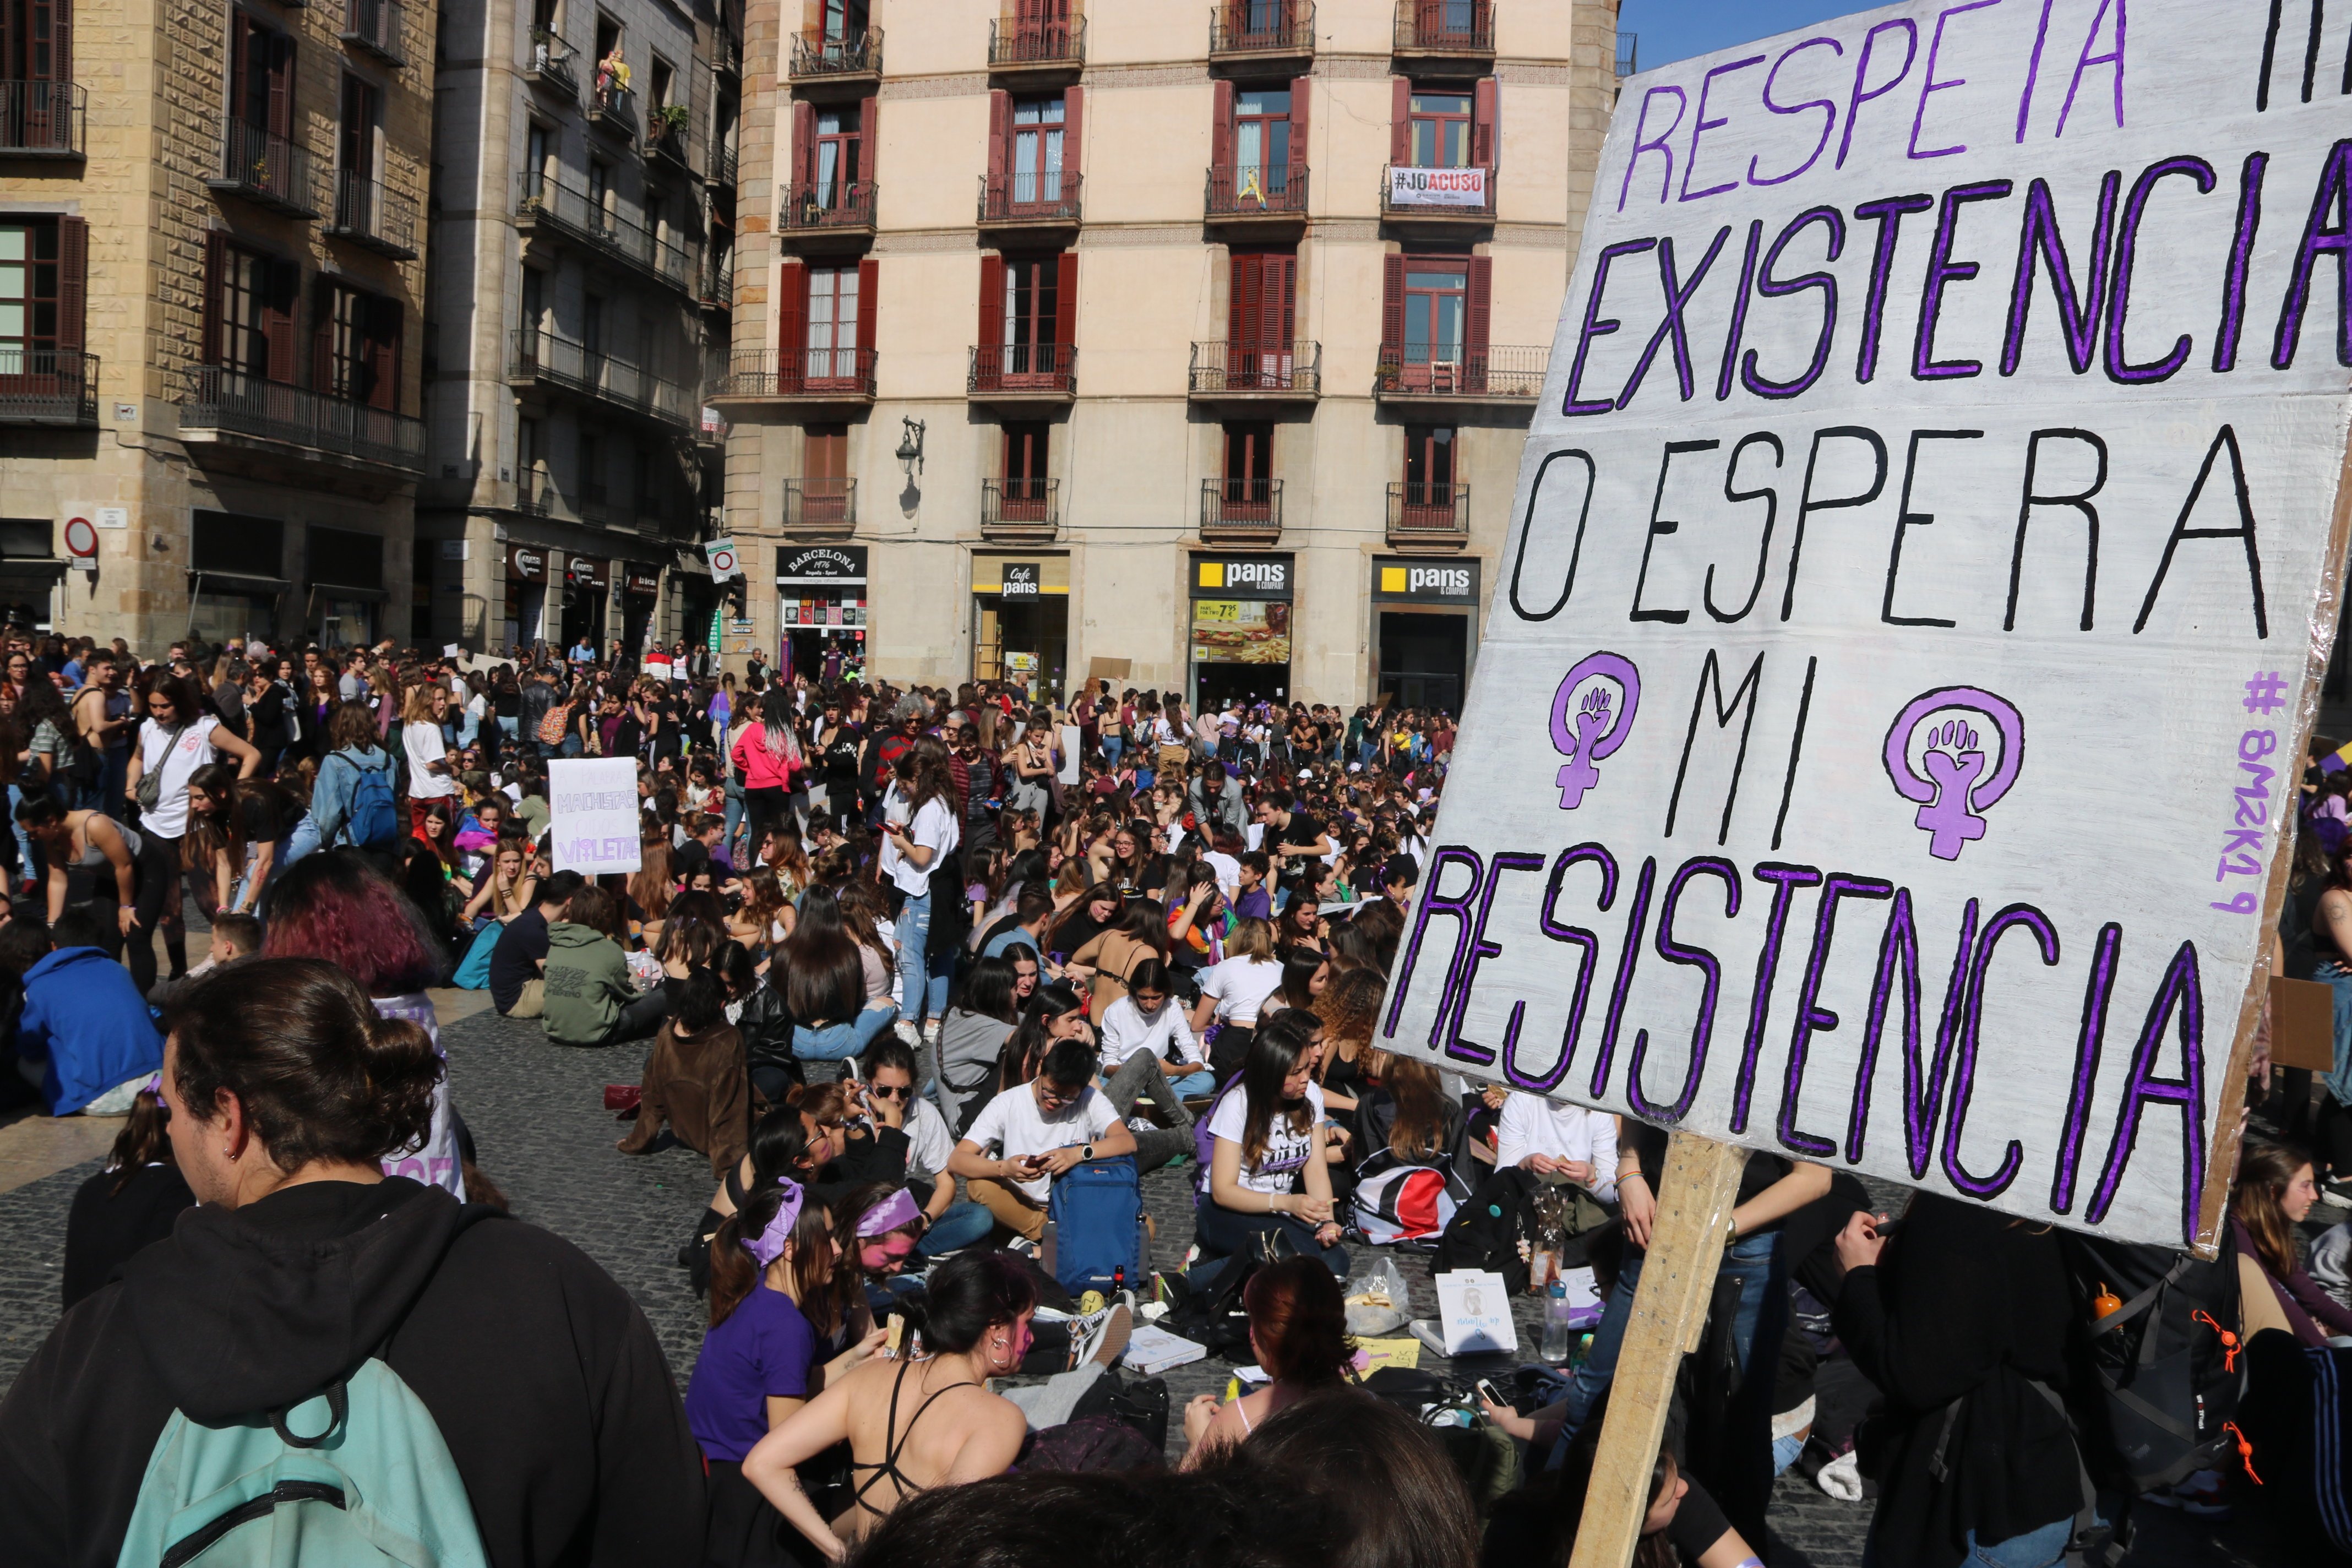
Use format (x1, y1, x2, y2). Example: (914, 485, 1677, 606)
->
(1380, 0, 2352, 1251)
(548, 758, 643, 875)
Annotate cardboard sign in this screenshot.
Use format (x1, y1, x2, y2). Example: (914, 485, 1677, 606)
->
(1435, 1269, 1518, 1356)
(548, 758, 642, 875)
(2267, 975, 2337, 1075)
(1378, 0, 2352, 1252)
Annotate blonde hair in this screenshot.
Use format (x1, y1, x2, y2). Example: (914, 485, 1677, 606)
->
(1225, 916, 1276, 963)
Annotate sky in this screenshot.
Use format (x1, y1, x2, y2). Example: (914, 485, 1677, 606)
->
(1619, 0, 1878, 70)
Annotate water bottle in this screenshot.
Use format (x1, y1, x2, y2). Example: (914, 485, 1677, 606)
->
(1540, 1279, 1574, 1363)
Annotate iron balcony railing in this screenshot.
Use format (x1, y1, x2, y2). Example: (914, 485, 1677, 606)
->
(968, 342, 1076, 395)
(328, 169, 419, 257)
(1394, 0, 1493, 52)
(1387, 480, 1471, 536)
(518, 468, 565, 518)
(646, 112, 689, 167)
(516, 171, 693, 292)
(1188, 340, 1320, 395)
(340, 0, 406, 64)
(989, 14, 1084, 67)
(178, 364, 426, 471)
(1201, 477, 1282, 534)
(710, 140, 737, 188)
(790, 26, 882, 78)
(0, 349, 99, 424)
(209, 117, 321, 216)
(1205, 162, 1306, 219)
(982, 477, 1058, 530)
(511, 327, 694, 428)
(978, 170, 1081, 225)
(698, 255, 733, 308)
(778, 178, 878, 232)
(713, 347, 878, 399)
(0, 81, 85, 156)
(527, 25, 580, 96)
(715, 28, 741, 77)
(1617, 32, 1638, 77)
(588, 80, 637, 139)
(579, 472, 610, 519)
(1373, 343, 1545, 398)
(784, 478, 857, 531)
(1210, 1, 1315, 57)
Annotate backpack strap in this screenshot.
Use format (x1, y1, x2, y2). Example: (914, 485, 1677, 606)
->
(2022, 1375, 2127, 1568)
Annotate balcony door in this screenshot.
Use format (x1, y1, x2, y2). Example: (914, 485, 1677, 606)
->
(813, 104, 861, 208)
(804, 424, 849, 524)
(1403, 260, 1464, 382)
(4, 0, 73, 148)
(1233, 88, 1290, 203)
(339, 74, 379, 228)
(205, 236, 299, 385)
(1010, 95, 1063, 207)
(1003, 421, 1051, 519)
(1227, 248, 1294, 386)
(1012, 0, 1069, 54)
(1001, 253, 1060, 381)
(230, 13, 294, 138)
(0, 219, 56, 370)
(1221, 420, 1273, 520)
(821, 0, 866, 45)
(1406, 90, 1471, 167)
(1403, 424, 1456, 524)
(807, 263, 859, 382)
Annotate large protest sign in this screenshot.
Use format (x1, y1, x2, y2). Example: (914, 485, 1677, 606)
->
(548, 758, 643, 875)
(1379, 0, 2352, 1251)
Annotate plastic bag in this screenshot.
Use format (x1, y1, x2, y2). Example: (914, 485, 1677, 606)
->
(1344, 1254, 1411, 1336)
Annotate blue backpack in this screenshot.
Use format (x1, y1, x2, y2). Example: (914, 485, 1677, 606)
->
(342, 752, 399, 848)
(1047, 1154, 1146, 1297)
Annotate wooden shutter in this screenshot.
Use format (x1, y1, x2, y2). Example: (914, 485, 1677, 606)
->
(1053, 250, 1077, 362)
(265, 258, 300, 384)
(1210, 79, 1234, 173)
(1466, 255, 1492, 358)
(1472, 78, 1497, 168)
(201, 231, 226, 365)
(267, 31, 296, 139)
(978, 252, 1005, 351)
(987, 90, 1010, 187)
(229, 14, 253, 119)
(791, 100, 815, 189)
(1063, 86, 1082, 175)
(776, 259, 808, 388)
(1288, 76, 1309, 187)
(1391, 78, 1411, 162)
(855, 257, 878, 361)
(309, 275, 335, 390)
(55, 215, 87, 355)
(858, 93, 878, 182)
(365, 295, 402, 411)
(1227, 252, 1254, 346)
(1267, 253, 1295, 345)
(1381, 253, 1406, 353)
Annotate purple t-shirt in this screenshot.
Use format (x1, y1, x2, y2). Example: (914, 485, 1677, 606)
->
(684, 1284, 818, 1462)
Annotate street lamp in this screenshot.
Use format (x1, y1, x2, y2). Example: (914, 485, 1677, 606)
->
(895, 416, 925, 478)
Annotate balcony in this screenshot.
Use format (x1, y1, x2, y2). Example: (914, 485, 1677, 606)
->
(1393, 0, 1493, 57)
(1210, 2, 1314, 63)
(1388, 481, 1471, 543)
(777, 178, 878, 246)
(707, 348, 878, 407)
(327, 170, 419, 258)
(0, 81, 86, 159)
(1200, 478, 1282, 543)
(783, 478, 857, 537)
(1618, 32, 1638, 77)
(789, 27, 882, 89)
(587, 80, 637, 143)
(207, 118, 321, 217)
(645, 111, 689, 171)
(715, 28, 741, 78)
(698, 255, 733, 309)
(340, 0, 406, 65)
(1188, 340, 1319, 400)
(989, 14, 1084, 73)
(526, 26, 580, 100)
(177, 364, 426, 475)
(1204, 163, 1306, 228)
(509, 327, 694, 429)
(982, 478, 1059, 540)
(1381, 163, 1494, 225)
(1373, 344, 1545, 405)
(0, 350, 99, 426)
(709, 140, 737, 189)
(517, 468, 569, 519)
(977, 170, 1081, 232)
(968, 342, 1076, 402)
(515, 171, 694, 293)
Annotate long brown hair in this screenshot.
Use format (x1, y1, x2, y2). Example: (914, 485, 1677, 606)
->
(2233, 1136, 2312, 1279)
(106, 1086, 175, 1196)
(707, 1179, 842, 1335)
(1239, 1011, 1320, 1168)
(628, 836, 673, 919)
(1366, 1049, 1449, 1162)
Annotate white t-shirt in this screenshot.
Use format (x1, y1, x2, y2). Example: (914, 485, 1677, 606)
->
(404, 716, 456, 800)
(1495, 1093, 1620, 1202)
(1197, 955, 1284, 1026)
(880, 796, 961, 897)
(1207, 1080, 1325, 1196)
(1099, 994, 1202, 1069)
(903, 1095, 956, 1184)
(135, 715, 223, 840)
(1202, 850, 1242, 901)
(962, 1081, 1121, 1201)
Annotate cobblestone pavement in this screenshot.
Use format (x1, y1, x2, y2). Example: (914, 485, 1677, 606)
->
(0, 1007, 2282, 1563)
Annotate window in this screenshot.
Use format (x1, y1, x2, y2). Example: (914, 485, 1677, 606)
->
(821, 0, 865, 43)
(206, 238, 298, 383)
(1404, 262, 1465, 368)
(582, 292, 603, 357)
(229, 13, 294, 138)
(1234, 88, 1291, 186)
(593, 13, 619, 67)
(587, 157, 610, 219)
(1221, 421, 1275, 518)
(532, 0, 558, 27)
(0, 219, 58, 359)
(803, 424, 849, 522)
(1002, 254, 1059, 361)
(1003, 421, 1050, 515)
(1210, 79, 1305, 211)
(340, 74, 378, 177)
(1227, 249, 1295, 378)
(525, 122, 551, 189)
(579, 426, 607, 504)
(1381, 253, 1489, 388)
(807, 263, 858, 378)
(812, 103, 860, 205)
(1407, 90, 1471, 166)
(648, 57, 673, 112)
(313, 278, 400, 409)
(1010, 95, 1063, 205)
(777, 258, 874, 388)
(4, 0, 71, 85)
(520, 266, 545, 335)
(1404, 424, 1454, 494)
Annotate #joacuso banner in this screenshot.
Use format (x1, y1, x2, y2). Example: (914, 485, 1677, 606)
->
(1379, 0, 2352, 1250)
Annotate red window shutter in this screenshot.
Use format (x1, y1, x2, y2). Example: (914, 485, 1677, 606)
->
(55, 215, 86, 354)
(201, 232, 225, 365)
(1473, 78, 1497, 168)
(366, 295, 402, 411)
(1063, 85, 1082, 174)
(268, 33, 295, 139)
(987, 90, 1010, 187)
(856, 257, 878, 360)
(1391, 77, 1410, 162)
(791, 100, 815, 190)
(858, 94, 878, 182)
(776, 259, 808, 386)
(978, 252, 1005, 352)
(1288, 77, 1309, 183)
(1466, 255, 1492, 358)
(1211, 79, 1234, 177)
(1227, 252, 1256, 345)
(1268, 253, 1295, 345)
(1054, 250, 1077, 362)
(1381, 253, 1406, 355)
(265, 258, 300, 384)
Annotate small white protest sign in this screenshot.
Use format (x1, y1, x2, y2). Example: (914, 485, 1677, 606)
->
(548, 758, 642, 875)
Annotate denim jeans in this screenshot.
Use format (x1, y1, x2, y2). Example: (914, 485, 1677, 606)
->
(1101, 736, 1124, 766)
(7, 783, 37, 885)
(918, 1199, 997, 1256)
(722, 789, 747, 868)
(1864, 1517, 2071, 1568)
(895, 890, 950, 1029)
(793, 1001, 901, 1082)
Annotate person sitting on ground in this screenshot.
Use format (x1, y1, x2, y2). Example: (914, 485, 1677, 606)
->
(13, 908, 164, 1117)
(61, 1077, 193, 1308)
(1190, 916, 1284, 1083)
(863, 1037, 995, 1257)
(149, 910, 260, 1008)
(1354, 1049, 1466, 1174)
(541, 884, 672, 1046)
(782, 887, 901, 1085)
(487, 868, 582, 1019)
(740, 1250, 1036, 1559)
(1496, 1088, 1620, 1199)
(1195, 1010, 1347, 1275)
(1100, 957, 1213, 1102)
(935, 957, 1022, 1133)
(1480, 1393, 1759, 1568)
(619, 967, 750, 1179)
(1181, 1255, 1357, 1465)
(949, 1037, 1139, 1247)
(2232, 1136, 2352, 1345)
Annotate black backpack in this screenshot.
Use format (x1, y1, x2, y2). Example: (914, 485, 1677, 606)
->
(1431, 1168, 1540, 1295)
(2056, 1229, 2246, 1493)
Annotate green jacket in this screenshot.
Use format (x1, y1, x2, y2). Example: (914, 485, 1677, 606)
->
(540, 922, 630, 1045)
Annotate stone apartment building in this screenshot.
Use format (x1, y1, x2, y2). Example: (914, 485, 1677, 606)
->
(417, 0, 729, 657)
(2, 0, 434, 649)
(715, 0, 1625, 710)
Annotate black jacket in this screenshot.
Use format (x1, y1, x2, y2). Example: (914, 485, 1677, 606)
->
(0, 1178, 703, 1568)
(737, 974, 801, 1079)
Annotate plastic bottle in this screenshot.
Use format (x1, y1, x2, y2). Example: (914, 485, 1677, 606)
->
(1540, 1279, 1573, 1363)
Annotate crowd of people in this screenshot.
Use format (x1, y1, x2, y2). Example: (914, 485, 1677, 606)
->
(0, 625, 2348, 1567)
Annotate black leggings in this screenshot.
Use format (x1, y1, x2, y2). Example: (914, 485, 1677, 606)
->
(743, 786, 788, 853)
(80, 830, 179, 999)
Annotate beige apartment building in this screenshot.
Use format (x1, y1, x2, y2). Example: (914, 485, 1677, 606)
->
(2, 0, 434, 649)
(714, 0, 1623, 710)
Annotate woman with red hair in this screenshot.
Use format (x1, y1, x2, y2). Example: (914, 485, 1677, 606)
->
(1179, 1254, 1356, 1465)
(263, 847, 464, 1197)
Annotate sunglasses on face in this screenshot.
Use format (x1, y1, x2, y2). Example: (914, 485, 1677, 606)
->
(868, 1083, 911, 1100)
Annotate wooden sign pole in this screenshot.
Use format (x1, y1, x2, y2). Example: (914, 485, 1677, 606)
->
(1565, 1133, 1749, 1568)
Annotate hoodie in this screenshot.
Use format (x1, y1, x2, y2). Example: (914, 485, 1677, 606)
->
(540, 922, 631, 1044)
(15, 946, 163, 1115)
(0, 1178, 702, 1568)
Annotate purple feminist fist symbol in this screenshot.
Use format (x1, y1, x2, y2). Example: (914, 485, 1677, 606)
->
(1549, 652, 1641, 809)
(1881, 687, 2027, 862)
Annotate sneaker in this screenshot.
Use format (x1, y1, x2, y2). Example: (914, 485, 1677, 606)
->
(1126, 1115, 1156, 1135)
(1069, 1303, 1132, 1369)
(1006, 1235, 1039, 1258)
(2322, 1181, 2352, 1209)
(892, 1020, 921, 1047)
(2146, 1470, 2230, 1518)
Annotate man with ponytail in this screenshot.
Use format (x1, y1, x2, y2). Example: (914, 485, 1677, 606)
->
(0, 957, 704, 1568)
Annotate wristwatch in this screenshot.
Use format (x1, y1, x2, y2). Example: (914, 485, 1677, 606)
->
(1081, 1142, 1096, 1161)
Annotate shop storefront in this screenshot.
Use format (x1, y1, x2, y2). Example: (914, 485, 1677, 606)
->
(0, 519, 64, 630)
(1371, 556, 1479, 714)
(562, 553, 608, 652)
(778, 545, 868, 685)
(187, 510, 289, 647)
(1189, 552, 1292, 709)
(305, 525, 387, 649)
(971, 552, 1068, 702)
(620, 563, 662, 658)
(504, 542, 550, 650)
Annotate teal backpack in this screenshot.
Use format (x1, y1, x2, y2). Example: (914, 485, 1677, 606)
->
(115, 1346, 488, 1568)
